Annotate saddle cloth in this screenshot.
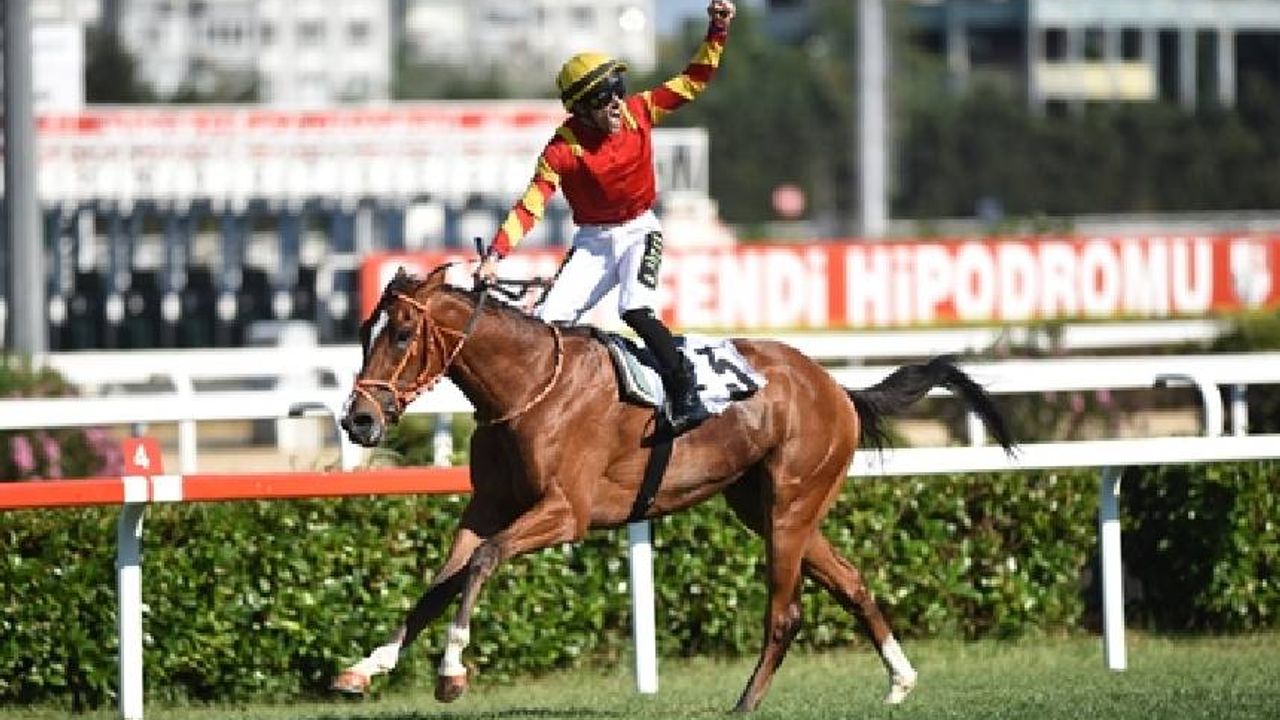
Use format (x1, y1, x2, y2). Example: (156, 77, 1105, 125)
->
(601, 333, 766, 414)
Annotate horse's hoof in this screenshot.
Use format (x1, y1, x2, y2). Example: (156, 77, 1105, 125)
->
(331, 669, 371, 695)
(435, 672, 469, 703)
(883, 671, 917, 705)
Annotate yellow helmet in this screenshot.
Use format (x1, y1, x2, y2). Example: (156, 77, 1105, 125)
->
(556, 52, 629, 111)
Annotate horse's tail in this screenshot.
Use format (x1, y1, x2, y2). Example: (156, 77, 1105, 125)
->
(847, 355, 1016, 455)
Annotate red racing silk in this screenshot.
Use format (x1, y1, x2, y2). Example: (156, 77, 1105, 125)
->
(490, 23, 730, 257)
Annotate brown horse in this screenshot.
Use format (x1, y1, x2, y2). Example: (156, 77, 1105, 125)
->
(333, 265, 1015, 712)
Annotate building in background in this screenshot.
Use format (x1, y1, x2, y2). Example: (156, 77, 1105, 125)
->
(767, 0, 1280, 110)
(20, 1, 661, 104)
(111, 0, 393, 104)
(402, 0, 656, 82)
(0, 0, 99, 111)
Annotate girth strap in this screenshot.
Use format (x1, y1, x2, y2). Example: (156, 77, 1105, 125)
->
(627, 437, 673, 523)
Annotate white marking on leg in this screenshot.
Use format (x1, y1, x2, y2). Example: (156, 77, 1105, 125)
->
(881, 635, 918, 705)
(350, 641, 402, 678)
(438, 623, 470, 678)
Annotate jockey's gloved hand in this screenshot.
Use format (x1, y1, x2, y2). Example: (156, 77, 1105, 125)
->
(478, 250, 499, 285)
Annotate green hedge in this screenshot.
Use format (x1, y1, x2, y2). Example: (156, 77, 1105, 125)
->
(4, 463, 1278, 709)
(1122, 462, 1280, 631)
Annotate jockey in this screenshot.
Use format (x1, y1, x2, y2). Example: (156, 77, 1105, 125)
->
(480, 0, 736, 435)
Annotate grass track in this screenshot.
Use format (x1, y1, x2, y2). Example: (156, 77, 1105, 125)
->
(7, 634, 1278, 719)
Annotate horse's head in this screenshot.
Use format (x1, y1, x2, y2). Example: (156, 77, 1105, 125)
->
(342, 265, 455, 446)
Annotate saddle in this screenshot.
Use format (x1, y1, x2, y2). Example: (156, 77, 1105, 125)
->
(593, 329, 767, 522)
(596, 331, 766, 413)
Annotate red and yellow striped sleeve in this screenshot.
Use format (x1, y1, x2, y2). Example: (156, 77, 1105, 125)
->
(490, 148, 564, 257)
(641, 23, 729, 126)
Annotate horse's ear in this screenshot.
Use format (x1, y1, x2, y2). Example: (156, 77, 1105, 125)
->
(421, 263, 452, 291)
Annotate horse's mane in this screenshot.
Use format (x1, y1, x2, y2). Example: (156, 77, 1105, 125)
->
(434, 282, 598, 339)
(369, 265, 595, 341)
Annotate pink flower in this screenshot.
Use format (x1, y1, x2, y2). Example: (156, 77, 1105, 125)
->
(85, 427, 124, 476)
(36, 431, 62, 479)
(1070, 393, 1085, 413)
(9, 435, 36, 477)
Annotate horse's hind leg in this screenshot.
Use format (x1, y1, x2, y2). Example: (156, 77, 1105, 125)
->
(803, 534, 917, 704)
(331, 521, 484, 694)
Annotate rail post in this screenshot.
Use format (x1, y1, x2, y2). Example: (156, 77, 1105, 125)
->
(433, 415, 454, 467)
(1098, 466, 1126, 671)
(1155, 373, 1224, 437)
(172, 374, 199, 473)
(627, 521, 659, 694)
(1229, 384, 1248, 436)
(116, 502, 147, 719)
(287, 399, 363, 470)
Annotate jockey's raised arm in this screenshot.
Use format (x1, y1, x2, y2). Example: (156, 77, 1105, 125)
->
(478, 0, 737, 437)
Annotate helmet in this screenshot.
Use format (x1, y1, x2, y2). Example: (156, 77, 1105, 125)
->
(556, 52, 629, 111)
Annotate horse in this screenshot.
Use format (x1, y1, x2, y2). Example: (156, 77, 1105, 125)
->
(333, 264, 1016, 712)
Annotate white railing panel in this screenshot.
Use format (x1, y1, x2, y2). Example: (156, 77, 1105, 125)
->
(852, 434, 1280, 477)
(32, 319, 1230, 392)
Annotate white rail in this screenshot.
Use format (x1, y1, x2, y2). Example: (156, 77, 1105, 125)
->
(33, 319, 1229, 392)
(8, 350, 1278, 474)
(738, 318, 1229, 364)
(21, 320, 1233, 473)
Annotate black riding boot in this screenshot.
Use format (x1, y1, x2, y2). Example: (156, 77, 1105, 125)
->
(662, 355, 711, 434)
(622, 308, 710, 435)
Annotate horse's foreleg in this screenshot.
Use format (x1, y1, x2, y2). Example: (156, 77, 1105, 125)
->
(722, 470, 806, 712)
(434, 492, 580, 703)
(331, 525, 485, 694)
(734, 580, 803, 713)
(803, 534, 917, 704)
(729, 487, 816, 711)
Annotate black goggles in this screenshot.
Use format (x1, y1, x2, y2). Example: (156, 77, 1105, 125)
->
(579, 74, 626, 111)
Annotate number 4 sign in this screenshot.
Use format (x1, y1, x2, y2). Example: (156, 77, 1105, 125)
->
(121, 437, 166, 475)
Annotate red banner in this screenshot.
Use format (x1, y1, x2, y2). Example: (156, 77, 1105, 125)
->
(360, 234, 1280, 330)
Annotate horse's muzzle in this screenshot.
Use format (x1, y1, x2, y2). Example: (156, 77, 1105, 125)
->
(341, 410, 384, 447)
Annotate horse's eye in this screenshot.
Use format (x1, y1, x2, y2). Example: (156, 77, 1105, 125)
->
(393, 327, 413, 347)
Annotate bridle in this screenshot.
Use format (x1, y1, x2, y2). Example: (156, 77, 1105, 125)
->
(351, 291, 465, 424)
(350, 286, 563, 427)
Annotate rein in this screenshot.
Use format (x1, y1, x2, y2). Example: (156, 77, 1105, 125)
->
(354, 286, 563, 427)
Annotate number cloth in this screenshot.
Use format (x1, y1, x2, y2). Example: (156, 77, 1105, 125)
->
(604, 332, 766, 414)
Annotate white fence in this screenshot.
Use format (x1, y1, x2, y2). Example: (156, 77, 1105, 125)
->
(38, 319, 1228, 390)
(14, 318, 1235, 474)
